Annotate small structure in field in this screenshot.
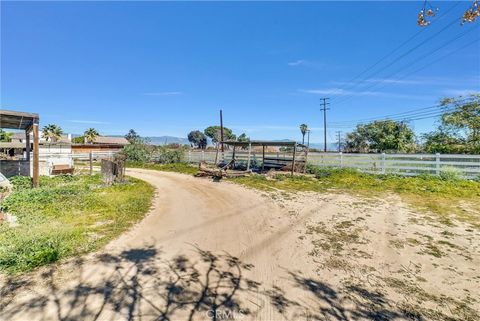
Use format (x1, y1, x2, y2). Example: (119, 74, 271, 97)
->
(219, 140, 308, 175)
(0, 109, 40, 186)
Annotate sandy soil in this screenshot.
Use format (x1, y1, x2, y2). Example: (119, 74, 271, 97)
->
(0, 168, 478, 321)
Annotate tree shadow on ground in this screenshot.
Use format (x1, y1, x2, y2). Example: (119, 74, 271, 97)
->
(1, 247, 426, 321)
(0, 245, 259, 321)
(264, 270, 423, 321)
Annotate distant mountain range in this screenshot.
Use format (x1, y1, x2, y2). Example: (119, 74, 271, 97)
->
(145, 136, 190, 145)
(83, 134, 338, 150)
(145, 136, 338, 150)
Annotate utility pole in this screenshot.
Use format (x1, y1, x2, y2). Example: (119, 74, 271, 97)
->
(320, 98, 330, 152)
(336, 131, 342, 152)
(220, 109, 224, 153)
(307, 129, 311, 149)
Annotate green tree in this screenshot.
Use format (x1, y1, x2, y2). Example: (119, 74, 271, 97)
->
(423, 94, 480, 154)
(237, 133, 249, 142)
(188, 130, 207, 149)
(345, 120, 416, 153)
(0, 129, 12, 142)
(123, 143, 151, 162)
(71, 136, 85, 144)
(42, 124, 63, 142)
(299, 124, 308, 145)
(125, 129, 142, 144)
(204, 126, 236, 146)
(422, 130, 466, 154)
(84, 128, 99, 144)
(440, 94, 480, 140)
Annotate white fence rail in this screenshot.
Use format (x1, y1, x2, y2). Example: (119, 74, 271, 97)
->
(185, 151, 480, 179)
(32, 150, 480, 179)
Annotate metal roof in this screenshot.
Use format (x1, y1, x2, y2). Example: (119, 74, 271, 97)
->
(0, 142, 26, 149)
(220, 140, 305, 147)
(0, 109, 39, 130)
(93, 136, 129, 145)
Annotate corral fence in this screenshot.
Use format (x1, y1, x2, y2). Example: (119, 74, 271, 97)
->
(185, 151, 480, 179)
(30, 150, 480, 179)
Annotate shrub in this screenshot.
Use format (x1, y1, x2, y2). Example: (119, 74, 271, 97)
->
(9, 176, 32, 191)
(123, 143, 152, 162)
(307, 165, 359, 179)
(439, 166, 463, 181)
(155, 148, 184, 164)
(0, 231, 66, 273)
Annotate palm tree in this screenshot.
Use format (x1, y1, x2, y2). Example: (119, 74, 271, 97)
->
(300, 124, 308, 145)
(0, 129, 12, 142)
(84, 128, 99, 144)
(42, 124, 63, 142)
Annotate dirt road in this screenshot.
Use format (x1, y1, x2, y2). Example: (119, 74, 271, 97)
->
(1, 169, 478, 321)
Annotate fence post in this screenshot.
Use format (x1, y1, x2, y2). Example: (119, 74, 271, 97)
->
(435, 153, 440, 176)
(201, 150, 205, 162)
(188, 151, 191, 163)
(381, 153, 386, 174)
(339, 152, 343, 168)
(89, 151, 93, 175)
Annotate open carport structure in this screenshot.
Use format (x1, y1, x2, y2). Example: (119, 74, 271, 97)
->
(219, 140, 308, 174)
(0, 109, 40, 187)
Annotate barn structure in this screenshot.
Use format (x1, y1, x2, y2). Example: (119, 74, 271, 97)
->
(0, 109, 40, 186)
(218, 140, 308, 174)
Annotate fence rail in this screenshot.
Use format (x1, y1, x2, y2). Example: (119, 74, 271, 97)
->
(185, 151, 480, 179)
(25, 150, 480, 179)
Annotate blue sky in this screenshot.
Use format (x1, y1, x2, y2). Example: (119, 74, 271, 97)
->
(1, 1, 479, 144)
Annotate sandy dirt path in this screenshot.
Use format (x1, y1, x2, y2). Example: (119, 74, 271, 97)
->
(1, 169, 478, 321)
(0, 169, 321, 321)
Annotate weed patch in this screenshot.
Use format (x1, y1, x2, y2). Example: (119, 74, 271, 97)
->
(0, 175, 154, 274)
(229, 168, 480, 228)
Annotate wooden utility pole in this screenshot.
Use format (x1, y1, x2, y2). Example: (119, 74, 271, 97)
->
(320, 98, 330, 152)
(220, 109, 224, 153)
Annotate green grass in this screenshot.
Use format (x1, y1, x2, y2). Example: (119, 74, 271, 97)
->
(127, 162, 199, 175)
(230, 168, 480, 228)
(122, 162, 480, 227)
(0, 174, 154, 274)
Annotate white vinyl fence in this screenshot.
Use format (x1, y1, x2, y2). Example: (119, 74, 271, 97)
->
(33, 150, 480, 179)
(185, 151, 480, 179)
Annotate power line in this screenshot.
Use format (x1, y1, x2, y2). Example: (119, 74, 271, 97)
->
(334, 24, 479, 106)
(331, 98, 472, 125)
(328, 98, 474, 129)
(330, 37, 480, 108)
(330, 99, 471, 126)
(330, 2, 462, 101)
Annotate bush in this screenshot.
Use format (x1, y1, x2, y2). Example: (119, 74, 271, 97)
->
(154, 148, 184, 164)
(0, 231, 66, 273)
(123, 143, 152, 162)
(439, 166, 463, 181)
(0, 174, 154, 273)
(307, 165, 359, 179)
